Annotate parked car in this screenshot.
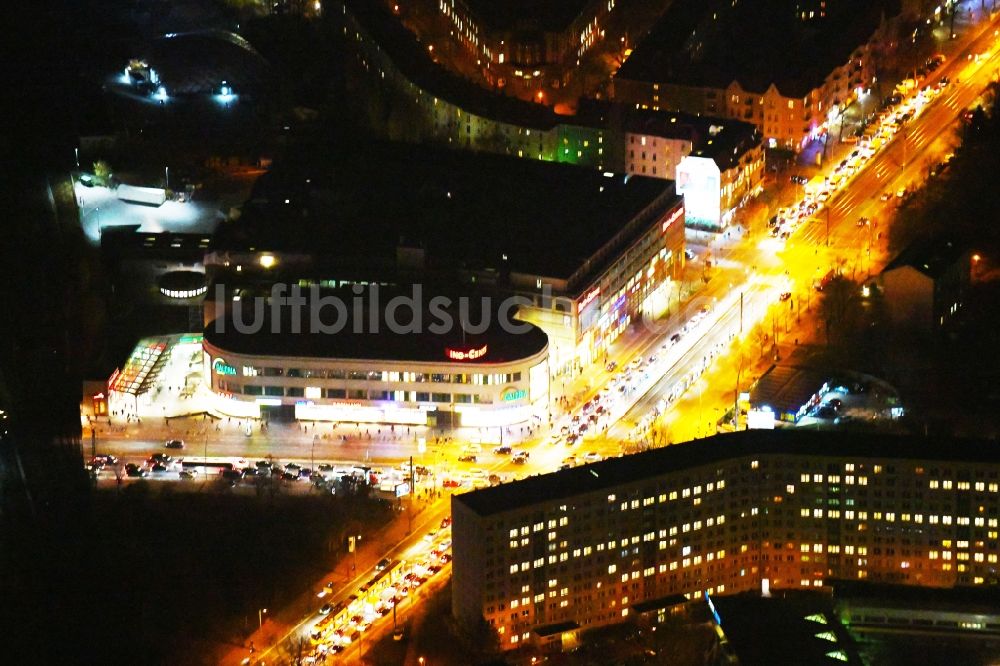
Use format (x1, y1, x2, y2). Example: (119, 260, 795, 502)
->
(165, 439, 185, 449)
(458, 454, 477, 463)
(179, 470, 196, 480)
(493, 445, 512, 455)
(375, 558, 391, 571)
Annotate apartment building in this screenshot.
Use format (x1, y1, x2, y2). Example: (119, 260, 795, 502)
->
(335, 1, 762, 227)
(452, 429, 1000, 650)
(613, 0, 898, 151)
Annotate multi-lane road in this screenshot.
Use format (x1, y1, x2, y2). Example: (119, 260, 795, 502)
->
(107, 11, 1000, 665)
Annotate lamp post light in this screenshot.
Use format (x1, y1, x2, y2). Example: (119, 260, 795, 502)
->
(258, 607, 267, 628)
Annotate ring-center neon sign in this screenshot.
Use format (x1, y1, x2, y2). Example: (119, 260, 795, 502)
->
(445, 344, 488, 361)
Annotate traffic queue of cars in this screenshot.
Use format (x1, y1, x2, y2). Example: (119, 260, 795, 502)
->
(771, 73, 948, 243)
(304, 518, 453, 661)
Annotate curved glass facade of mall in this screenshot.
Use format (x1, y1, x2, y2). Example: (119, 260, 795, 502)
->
(202, 312, 550, 427)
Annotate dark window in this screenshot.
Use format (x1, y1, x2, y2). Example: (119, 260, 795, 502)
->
(432, 392, 451, 403)
(244, 385, 263, 396)
(264, 386, 284, 397)
(286, 387, 304, 397)
(325, 388, 346, 399)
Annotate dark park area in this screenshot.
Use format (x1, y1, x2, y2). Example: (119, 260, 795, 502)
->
(1, 485, 392, 664)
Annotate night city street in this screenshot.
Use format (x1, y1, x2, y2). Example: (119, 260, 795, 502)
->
(8, 1, 1000, 665)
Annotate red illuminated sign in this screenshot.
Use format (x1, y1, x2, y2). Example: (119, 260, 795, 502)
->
(446, 344, 488, 361)
(661, 206, 684, 232)
(107, 368, 120, 391)
(579, 286, 601, 309)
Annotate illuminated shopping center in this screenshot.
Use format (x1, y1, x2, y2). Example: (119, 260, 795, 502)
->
(452, 430, 1000, 650)
(201, 302, 549, 427)
(206, 142, 686, 377)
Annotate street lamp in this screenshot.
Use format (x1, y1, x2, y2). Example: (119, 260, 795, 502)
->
(258, 607, 267, 628)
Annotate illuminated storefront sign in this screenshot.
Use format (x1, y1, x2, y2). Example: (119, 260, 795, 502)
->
(445, 344, 488, 361)
(661, 206, 684, 232)
(501, 387, 527, 402)
(579, 286, 601, 310)
(212, 357, 237, 375)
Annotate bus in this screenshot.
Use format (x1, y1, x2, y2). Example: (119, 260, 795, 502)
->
(180, 458, 235, 473)
(358, 559, 403, 607)
(310, 596, 355, 644)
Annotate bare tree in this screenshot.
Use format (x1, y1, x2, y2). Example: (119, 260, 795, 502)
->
(819, 275, 863, 346)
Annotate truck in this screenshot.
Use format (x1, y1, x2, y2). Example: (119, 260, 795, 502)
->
(116, 184, 166, 206)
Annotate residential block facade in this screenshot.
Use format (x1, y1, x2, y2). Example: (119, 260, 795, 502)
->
(452, 431, 1000, 649)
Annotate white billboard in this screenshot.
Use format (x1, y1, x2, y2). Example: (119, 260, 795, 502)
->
(676, 156, 721, 229)
(747, 407, 776, 430)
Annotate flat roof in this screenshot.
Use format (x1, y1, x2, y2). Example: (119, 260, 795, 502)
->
(630, 593, 688, 614)
(832, 580, 1000, 616)
(883, 236, 970, 279)
(615, 0, 898, 98)
(211, 140, 678, 283)
(203, 300, 548, 365)
(463, 0, 591, 33)
(454, 429, 1000, 517)
(749, 364, 830, 416)
(532, 620, 581, 637)
(143, 30, 271, 96)
(577, 99, 761, 171)
(712, 592, 862, 665)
